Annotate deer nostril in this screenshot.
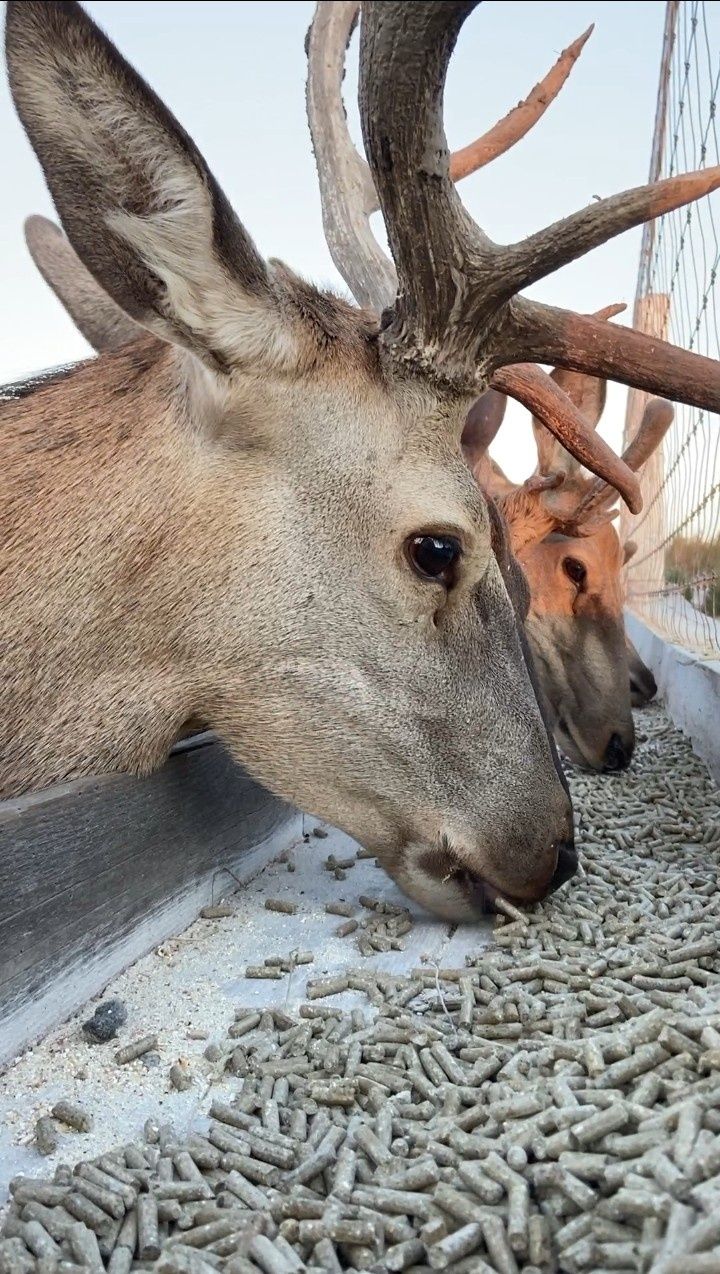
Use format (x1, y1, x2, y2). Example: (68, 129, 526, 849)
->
(456, 869, 499, 914)
(547, 840, 578, 894)
(604, 732, 633, 772)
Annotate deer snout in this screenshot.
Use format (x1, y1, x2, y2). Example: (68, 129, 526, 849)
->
(387, 814, 576, 922)
(603, 730, 634, 772)
(547, 839, 578, 893)
(502, 824, 576, 906)
(463, 835, 577, 911)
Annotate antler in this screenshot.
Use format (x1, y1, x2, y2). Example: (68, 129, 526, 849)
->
(499, 299, 720, 412)
(568, 397, 676, 527)
(306, 2, 592, 311)
(491, 363, 641, 513)
(309, 1, 720, 506)
(306, 1, 393, 312)
(449, 26, 593, 180)
(309, 3, 640, 505)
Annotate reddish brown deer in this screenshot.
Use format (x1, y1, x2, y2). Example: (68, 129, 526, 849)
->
(462, 377, 673, 771)
(3, 2, 720, 920)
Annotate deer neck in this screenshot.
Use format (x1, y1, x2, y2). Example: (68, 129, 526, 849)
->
(0, 339, 248, 796)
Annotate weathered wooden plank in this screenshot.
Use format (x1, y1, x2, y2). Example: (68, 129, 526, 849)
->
(0, 738, 300, 1067)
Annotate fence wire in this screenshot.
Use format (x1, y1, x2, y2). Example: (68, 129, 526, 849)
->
(624, 0, 720, 658)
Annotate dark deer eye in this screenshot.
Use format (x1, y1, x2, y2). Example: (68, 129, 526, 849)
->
(407, 535, 461, 586)
(563, 557, 587, 589)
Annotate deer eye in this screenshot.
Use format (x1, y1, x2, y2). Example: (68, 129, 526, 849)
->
(563, 556, 587, 589)
(407, 535, 461, 587)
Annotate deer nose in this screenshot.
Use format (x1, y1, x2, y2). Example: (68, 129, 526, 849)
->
(604, 732, 633, 772)
(631, 670, 657, 703)
(547, 839, 578, 894)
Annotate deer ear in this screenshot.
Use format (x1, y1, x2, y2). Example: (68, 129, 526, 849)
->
(532, 367, 607, 477)
(461, 389, 508, 467)
(7, 1, 298, 374)
(623, 539, 638, 565)
(550, 367, 606, 428)
(24, 216, 140, 353)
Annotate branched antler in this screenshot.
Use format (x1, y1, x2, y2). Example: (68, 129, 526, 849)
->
(306, 1, 592, 310)
(308, 1, 720, 513)
(491, 363, 642, 513)
(568, 398, 676, 526)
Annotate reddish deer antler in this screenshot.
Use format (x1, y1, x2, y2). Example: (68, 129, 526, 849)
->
(568, 398, 676, 527)
(491, 363, 641, 513)
(308, 2, 720, 513)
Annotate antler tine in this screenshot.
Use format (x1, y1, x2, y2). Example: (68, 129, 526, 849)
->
(491, 364, 642, 513)
(501, 300, 720, 413)
(306, 0, 394, 311)
(492, 170, 720, 308)
(621, 397, 675, 472)
(406, 24, 593, 187)
(593, 302, 627, 322)
(359, 1, 500, 368)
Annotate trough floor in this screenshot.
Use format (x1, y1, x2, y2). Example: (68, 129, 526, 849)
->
(0, 813, 494, 1199)
(1, 701, 719, 1218)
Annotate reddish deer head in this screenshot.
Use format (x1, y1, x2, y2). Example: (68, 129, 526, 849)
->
(3, 2, 719, 920)
(463, 373, 674, 770)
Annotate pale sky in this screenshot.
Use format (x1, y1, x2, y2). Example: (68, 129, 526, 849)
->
(0, 1, 668, 480)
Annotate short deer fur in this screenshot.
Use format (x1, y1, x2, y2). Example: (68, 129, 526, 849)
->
(3, 2, 719, 919)
(463, 371, 673, 772)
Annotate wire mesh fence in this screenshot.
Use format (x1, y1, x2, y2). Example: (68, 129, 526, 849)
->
(623, 0, 720, 658)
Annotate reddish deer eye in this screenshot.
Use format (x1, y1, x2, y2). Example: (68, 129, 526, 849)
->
(407, 535, 461, 586)
(563, 557, 587, 589)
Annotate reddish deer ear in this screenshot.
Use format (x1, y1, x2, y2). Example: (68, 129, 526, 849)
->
(462, 390, 516, 500)
(623, 539, 638, 565)
(461, 389, 508, 467)
(531, 368, 607, 478)
(549, 367, 606, 428)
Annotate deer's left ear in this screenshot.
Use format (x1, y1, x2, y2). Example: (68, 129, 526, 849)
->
(623, 539, 638, 565)
(7, 0, 301, 375)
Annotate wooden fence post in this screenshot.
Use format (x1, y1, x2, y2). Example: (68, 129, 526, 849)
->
(621, 292, 671, 610)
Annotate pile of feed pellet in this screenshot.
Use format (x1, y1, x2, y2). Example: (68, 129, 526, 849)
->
(1, 705, 720, 1274)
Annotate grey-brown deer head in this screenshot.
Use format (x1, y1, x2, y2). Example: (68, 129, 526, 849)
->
(4, 2, 718, 919)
